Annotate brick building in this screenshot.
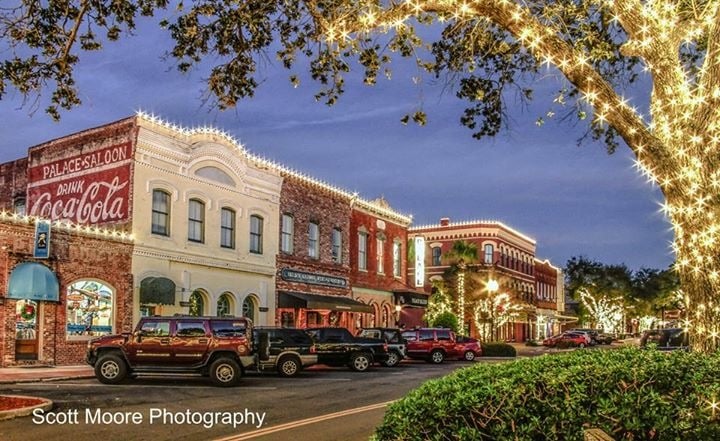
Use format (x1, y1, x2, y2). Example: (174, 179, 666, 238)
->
(274, 175, 365, 329)
(409, 218, 564, 341)
(0, 215, 133, 366)
(349, 199, 424, 329)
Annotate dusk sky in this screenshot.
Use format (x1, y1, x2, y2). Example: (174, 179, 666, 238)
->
(0, 16, 673, 272)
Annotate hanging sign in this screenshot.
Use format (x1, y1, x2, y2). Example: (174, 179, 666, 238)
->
(33, 220, 51, 259)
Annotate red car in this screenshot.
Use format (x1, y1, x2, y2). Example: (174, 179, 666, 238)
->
(454, 336, 482, 361)
(542, 332, 588, 348)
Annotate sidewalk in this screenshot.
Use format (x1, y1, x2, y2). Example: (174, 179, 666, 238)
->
(0, 365, 94, 384)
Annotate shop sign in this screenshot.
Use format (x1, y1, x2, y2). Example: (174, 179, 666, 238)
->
(395, 292, 429, 307)
(27, 142, 132, 225)
(33, 220, 51, 259)
(414, 236, 425, 288)
(280, 268, 348, 288)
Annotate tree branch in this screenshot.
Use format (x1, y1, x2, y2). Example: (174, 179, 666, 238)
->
(693, 2, 720, 127)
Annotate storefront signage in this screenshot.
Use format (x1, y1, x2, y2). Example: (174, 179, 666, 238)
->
(280, 269, 348, 288)
(33, 220, 51, 259)
(27, 142, 133, 225)
(414, 236, 425, 288)
(395, 292, 429, 307)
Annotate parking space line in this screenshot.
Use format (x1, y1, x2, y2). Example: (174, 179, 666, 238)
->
(213, 400, 395, 441)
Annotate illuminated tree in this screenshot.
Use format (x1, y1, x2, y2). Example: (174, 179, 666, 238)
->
(579, 288, 626, 333)
(423, 280, 456, 324)
(442, 240, 479, 321)
(5, 1, 720, 350)
(473, 291, 523, 341)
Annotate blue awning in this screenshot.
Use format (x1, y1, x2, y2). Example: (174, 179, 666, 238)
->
(7, 262, 60, 302)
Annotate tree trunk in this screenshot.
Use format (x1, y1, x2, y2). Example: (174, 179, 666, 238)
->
(668, 192, 720, 353)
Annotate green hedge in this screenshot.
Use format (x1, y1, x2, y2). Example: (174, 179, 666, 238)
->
(480, 342, 517, 357)
(374, 348, 720, 440)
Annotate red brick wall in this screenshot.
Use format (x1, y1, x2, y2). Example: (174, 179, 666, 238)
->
(275, 177, 352, 326)
(0, 220, 133, 366)
(0, 158, 28, 210)
(25, 117, 138, 229)
(350, 208, 409, 291)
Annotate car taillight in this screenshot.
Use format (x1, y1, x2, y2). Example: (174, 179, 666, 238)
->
(310, 345, 317, 354)
(383, 343, 388, 352)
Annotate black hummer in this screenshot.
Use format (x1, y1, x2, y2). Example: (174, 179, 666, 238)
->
(305, 327, 389, 372)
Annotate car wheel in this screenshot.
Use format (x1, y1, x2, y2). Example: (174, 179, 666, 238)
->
(463, 350, 476, 361)
(578, 343, 585, 349)
(277, 355, 301, 377)
(382, 351, 401, 367)
(209, 357, 241, 387)
(94, 353, 128, 384)
(349, 353, 371, 372)
(429, 349, 445, 364)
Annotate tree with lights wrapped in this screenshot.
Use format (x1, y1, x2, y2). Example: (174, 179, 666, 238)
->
(578, 288, 626, 334)
(473, 291, 524, 341)
(442, 240, 479, 322)
(5, 1, 720, 350)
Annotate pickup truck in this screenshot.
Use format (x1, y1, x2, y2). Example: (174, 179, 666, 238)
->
(305, 327, 389, 371)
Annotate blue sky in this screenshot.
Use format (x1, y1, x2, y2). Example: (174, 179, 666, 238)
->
(0, 16, 673, 272)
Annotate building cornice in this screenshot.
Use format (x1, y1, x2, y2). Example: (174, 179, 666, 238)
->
(132, 245, 276, 276)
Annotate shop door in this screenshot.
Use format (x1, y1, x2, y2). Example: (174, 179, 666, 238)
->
(15, 300, 39, 360)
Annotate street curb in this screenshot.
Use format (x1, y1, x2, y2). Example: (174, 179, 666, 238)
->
(0, 395, 53, 420)
(0, 374, 94, 385)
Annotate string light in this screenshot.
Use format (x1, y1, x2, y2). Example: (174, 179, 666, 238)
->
(0, 210, 133, 241)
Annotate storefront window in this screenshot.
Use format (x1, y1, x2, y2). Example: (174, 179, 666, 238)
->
(16, 299, 37, 340)
(189, 290, 205, 316)
(66, 280, 113, 338)
(281, 311, 295, 328)
(242, 296, 256, 321)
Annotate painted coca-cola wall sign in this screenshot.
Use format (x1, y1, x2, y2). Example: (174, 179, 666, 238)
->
(27, 143, 132, 225)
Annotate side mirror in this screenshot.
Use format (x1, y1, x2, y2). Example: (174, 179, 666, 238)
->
(133, 330, 144, 342)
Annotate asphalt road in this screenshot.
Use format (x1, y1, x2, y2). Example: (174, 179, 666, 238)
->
(0, 359, 487, 441)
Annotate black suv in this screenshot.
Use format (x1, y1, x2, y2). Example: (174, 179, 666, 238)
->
(305, 327, 388, 371)
(254, 327, 317, 377)
(87, 316, 254, 387)
(356, 328, 406, 367)
(640, 328, 689, 351)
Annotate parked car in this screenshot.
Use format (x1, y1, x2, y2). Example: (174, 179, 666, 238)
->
(595, 333, 615, 345)
(568, 328, 598, 345)
(454, 336, 482, 361)
(253, 327, 317, 377)
(401, 328, 459, 363)
(543, 332, 589, 348)
(304, 327, 389, 371)
(640, 328, 689, 351)
(86, 316, 254, 386)
(356, 328, 406, 367)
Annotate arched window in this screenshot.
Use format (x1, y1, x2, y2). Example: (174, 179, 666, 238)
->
(189, 290, 205, 316)
(431, 247, 442, 266)
(217, 293, 233, 316)
(484, 244, 494, 264)
(151, 190, 171, 236)
(242, 296, 257, 321)
(66, 280, 114, 339)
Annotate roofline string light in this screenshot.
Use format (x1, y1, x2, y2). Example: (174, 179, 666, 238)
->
(135, 110, 413, 225)
(0, 210, 133, 241)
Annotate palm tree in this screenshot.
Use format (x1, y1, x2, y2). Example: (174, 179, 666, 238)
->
(443, 240, 479, 328)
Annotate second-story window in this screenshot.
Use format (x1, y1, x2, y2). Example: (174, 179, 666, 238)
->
(308, 222, 319, 259)
(484, 244, 494, 264)
(377, 238, 385, 274)
(151, 190, 170, 236)
(358, 231, 368, 270)
(188, 199, 205, 243)
(250, 215, 263, 254)
(281, 214, 294, 254)
(220, 207, 235, 249)
(393, 241, 402, 278)
(431, 246, 442, 266)
(332, 228, 342, 263)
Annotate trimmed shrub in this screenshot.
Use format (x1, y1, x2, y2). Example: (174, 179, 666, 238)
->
(374, 348, 720, 440)
(480, 342, 517, 357)
(429, 311, 460, 334)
